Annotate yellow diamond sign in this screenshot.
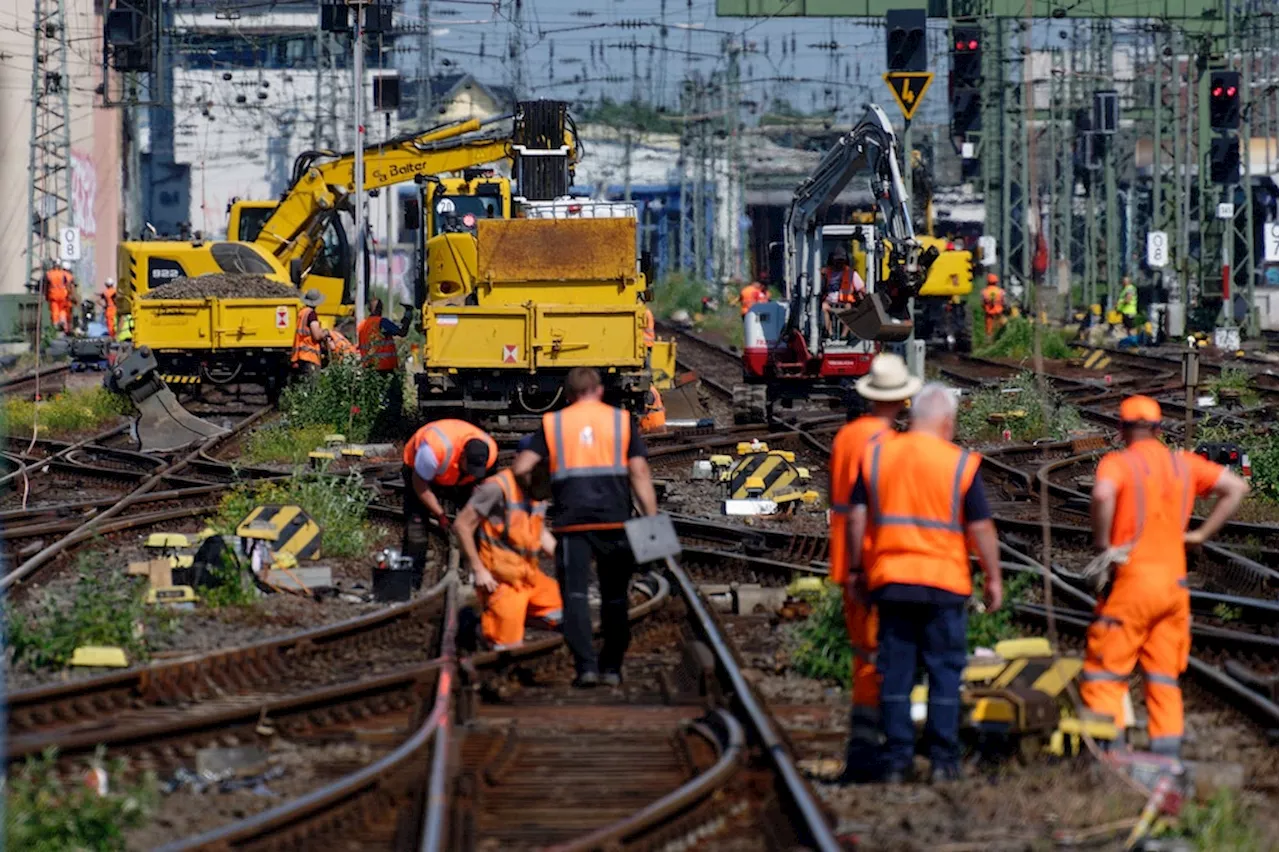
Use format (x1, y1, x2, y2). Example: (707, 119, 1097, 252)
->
(882, 72, 934, 121)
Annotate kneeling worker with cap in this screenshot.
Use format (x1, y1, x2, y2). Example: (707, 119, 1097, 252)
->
(402, 419, 498, 568)
(513, 367, 659, 688)
(829, 353, 918, 783)
(1081, 395, 1247, 758)
(848, 382, 1002, 783)
(453, 436, 563, 649)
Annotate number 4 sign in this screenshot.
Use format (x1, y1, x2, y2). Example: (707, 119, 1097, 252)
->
(1146, 231, 1169, 269)
(1265, 222, 1280, 263)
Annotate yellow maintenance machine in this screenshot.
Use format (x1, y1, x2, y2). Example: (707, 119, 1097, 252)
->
(409, 101, 673, 427)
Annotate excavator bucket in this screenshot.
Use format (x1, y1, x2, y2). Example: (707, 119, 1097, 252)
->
(110, 347, 229, 453)
(833, 294, 914, 343)
(661, 371, 706, 424)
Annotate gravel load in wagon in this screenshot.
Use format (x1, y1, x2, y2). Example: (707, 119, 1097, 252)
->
(143, 274, 300, 300)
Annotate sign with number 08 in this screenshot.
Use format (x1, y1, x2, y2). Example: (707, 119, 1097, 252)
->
(1146, 231, 1169, 269)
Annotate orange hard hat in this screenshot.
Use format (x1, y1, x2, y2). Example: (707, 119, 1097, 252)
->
(1119, 395, 1162, 424)
(986, 273, 999, 285)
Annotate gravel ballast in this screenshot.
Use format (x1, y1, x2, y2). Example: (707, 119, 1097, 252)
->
(144, 274, 300, 300)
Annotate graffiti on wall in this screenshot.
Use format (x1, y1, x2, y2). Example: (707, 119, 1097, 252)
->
(71, 150, 98, 290)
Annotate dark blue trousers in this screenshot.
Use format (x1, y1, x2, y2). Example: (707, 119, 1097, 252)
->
(876, 601, 967, 773)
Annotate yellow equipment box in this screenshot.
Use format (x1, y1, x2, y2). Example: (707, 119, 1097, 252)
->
(134, 297, 300, 352)
(425, 304, 646, 370)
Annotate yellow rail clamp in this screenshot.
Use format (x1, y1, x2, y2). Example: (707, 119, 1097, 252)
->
(786, 577, 826, 598)
(994, 637, 1053, 658)
(146, 533, 191, 549)
(735, 441, 769, 455)
(70, 646, 129, 667)
(146, 586, 199, 605)
(236, 505, 322, 560)
(728, 452, 802, 501)
(168, 554, 195, 569)
(1082, 349, 1112, 370)
(340, 447, 365, 457)
(708, 454, 734, 467)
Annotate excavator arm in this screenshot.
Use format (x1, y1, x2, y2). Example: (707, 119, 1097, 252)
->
(783, 104, 933, 349)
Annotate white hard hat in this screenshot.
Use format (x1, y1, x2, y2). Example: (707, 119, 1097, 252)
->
(105, 276, 115, 285)
(61, 260, 71, 270)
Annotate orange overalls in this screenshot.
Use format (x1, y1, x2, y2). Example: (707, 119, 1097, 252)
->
(291, 307, 323, 370)
(101, 285, 117, 337)
(982, 284, 1005, 336)
(829, 415, 893, 709)
(45, 268, 73, 333)
(326, 328, 360, 361)
(1080, 440, 1224, 757)
(475, 469, 563, 647)
(357, 316, 399, 372)
(740, 284, 769, 316)
(639, 386, 666, 433)
(403, 420, 498, 487)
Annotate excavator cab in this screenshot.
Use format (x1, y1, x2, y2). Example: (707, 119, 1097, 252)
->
(227, 200, 353, 319)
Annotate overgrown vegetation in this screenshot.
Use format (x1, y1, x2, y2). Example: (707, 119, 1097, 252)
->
(278, 355, 398, 442)
(975, 315, 1074, 360)
(211, 470, 374, 559)
(6, 748, 155, 852)
(3, 386, 132, 438)
(7, 553, 173, 670)
(650, 273, 746, 349)
(242, 423, 334, 464)
(1194, 421, 1278, 504)
(956, 370, 1085, 443)
(1206, 364, 1261, 409)
(1157, 788, 1269, 851)
(199, 546, 259, 609)
(788, 574, 1033, 687)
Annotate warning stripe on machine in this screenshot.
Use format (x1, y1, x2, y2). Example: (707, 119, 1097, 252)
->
(236, 505, 322, 560)
(1081, 350, 1111, 370)
(161, 374, 201, 385)
(728, 453, 799, 500)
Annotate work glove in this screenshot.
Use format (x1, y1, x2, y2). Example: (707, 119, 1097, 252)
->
(433, 512, 451, 533)
(1080, 545, 1131, 594)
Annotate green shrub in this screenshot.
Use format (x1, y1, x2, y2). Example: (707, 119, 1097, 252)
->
(1158, 787, 1268, 851)
(7, 552, 173, 670)
(1195, 421, 1278, 504)
(242, 423, 333, 464)
(210, 470, 373, 558)
(974, 315, 1074, 360)
(956, 370, 1084, 443)
(200, 546, 259, 609)
(4, 387, 132, 438)
(6, 748, 154, 852)
(650, 271, 712, 320)
(966, 571, 1033, 651)
(278, 355, 398, 442)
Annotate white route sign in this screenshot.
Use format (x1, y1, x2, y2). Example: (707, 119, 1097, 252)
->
(59, 227, 81, 262)
(1146, 231, 1169, 268)
(977, 235, 997, 267)
(1216, 202, 1235, 220)
(1265, 222, 1280, 263)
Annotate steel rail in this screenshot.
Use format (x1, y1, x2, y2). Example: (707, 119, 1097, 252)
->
(0, 423, 131, 488)
(546, 710, 746, 852)
(3, 406, 273, 590)
(662, 557, 842, 852)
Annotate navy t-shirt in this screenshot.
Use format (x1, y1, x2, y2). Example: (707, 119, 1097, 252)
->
(525, 414, 647, 529)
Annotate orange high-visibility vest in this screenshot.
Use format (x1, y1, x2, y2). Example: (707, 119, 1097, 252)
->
(740, 285, 768, 316)
(357, 316, 398, 372)
(543, 399, 629, 483)
(477, 469, 548, 586)
(292, 307, 322, 366)
(102, 286, 118, 336)
(403, 419, 497, 487)
(861, 431, 982, 597)
(822, 267, 863, 303)
(829, 415, 892, 585)
(1100, 440, 1203, 587)
(982, 284, 1005, 315)
(639, 386, 666, 432)
(45, 269, 70, 303)
(643, 309, 656, 348)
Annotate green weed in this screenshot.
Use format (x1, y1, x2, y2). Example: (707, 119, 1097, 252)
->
(1158, 787, 1269, 851)
(975, 315, 1074, 361)
(1211, 603, 1243, 623)
(967, 571, 1033, 651)
(956, 370, 1084, 443)
(278, 355, 399, 442)
(5, 747, 155, 852)
(6, 552, 173, 670)
(199, 546, 259, 609)
(210, 470, 373, 559)
(1194, 421, 1278, 504)
(4, 386, 132, 438)
(650, 271, 713, 319)
(242, 423, 333, 464)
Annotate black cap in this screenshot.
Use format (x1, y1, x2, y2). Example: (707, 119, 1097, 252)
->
(462, 439, 492, 480)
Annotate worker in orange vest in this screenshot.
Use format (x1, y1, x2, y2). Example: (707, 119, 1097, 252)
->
(829, 353, 920, 784)
(1081, 396, 1247, 758)
(513, 367, 659, 688)
(821, 248, 865, 337)
(739, 280, 770, 316)
(357, 298, 410, 372)
(44, 262, 75, 334)
(453, 451, 563, 649)
(642, 307, 656, 350)
(291, 289, 331, 377)
(100, 278, 118, 338)
(403, 418, 498, 532)
(981, 273, 1006, 337)
(848, 383, 1002, 783)
(639, 385, 666, 433)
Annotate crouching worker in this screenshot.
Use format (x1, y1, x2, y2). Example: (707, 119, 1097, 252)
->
(454, 448, 563, 649)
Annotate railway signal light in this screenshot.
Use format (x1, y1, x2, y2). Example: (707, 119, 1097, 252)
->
(886, 10, 927, 73)
(951, 26, 981, 84)
(1209, 70, 1241, 130)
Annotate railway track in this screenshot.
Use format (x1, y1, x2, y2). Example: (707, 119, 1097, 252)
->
(0, 362, 70, 399)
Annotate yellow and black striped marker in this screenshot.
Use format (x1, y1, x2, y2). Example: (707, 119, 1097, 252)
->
(236, 505, 322, 560)
(727, 452, 808, 501)
(1080, 349, 1111, 370)
(161, 374, 201, 385)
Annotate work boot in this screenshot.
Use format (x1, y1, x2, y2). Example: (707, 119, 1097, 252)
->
(836, 707, 883, 785)
(881, 766, 914, 784)
(571, 671, 599, 689)
(600, 670, 623, 687)
(926, 763, 963, 785)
